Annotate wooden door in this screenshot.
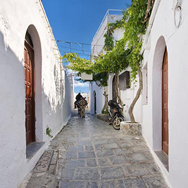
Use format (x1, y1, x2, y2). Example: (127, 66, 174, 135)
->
(24, 41, 35, 145)
(162, 49, 168, 155)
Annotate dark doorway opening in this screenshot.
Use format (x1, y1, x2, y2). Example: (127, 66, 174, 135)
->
(93, 91, 97, 114)
(112, 76, 116, 101)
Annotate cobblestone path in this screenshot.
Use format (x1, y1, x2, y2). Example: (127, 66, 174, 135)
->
(24, 113, 168, 188)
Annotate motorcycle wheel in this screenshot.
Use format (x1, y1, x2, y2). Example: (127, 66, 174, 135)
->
(112, 116, 123, 130)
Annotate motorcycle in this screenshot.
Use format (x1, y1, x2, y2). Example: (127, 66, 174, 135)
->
(77, 97, 87, 118)
(108, 100, 125, 130)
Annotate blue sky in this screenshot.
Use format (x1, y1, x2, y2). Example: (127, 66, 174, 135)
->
(42, 0, 131, 93)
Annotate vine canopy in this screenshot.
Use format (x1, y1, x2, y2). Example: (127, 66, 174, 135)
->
(62, 0, 155, 84)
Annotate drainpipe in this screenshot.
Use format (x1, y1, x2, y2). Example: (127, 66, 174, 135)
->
(141, 0, 162, 53)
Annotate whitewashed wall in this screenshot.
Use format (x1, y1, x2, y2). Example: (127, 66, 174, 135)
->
(89, 82, 105, 114)
(141, 0, 188, 187)
(109, 71, 142, 123)
(91, 14, 123, 55)
(91, 22, 140, 120)
(0, 1, 72, 188)
(90, 13, 124, 115)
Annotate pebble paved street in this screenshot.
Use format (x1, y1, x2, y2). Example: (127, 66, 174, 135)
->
(25, 111, 169, 188)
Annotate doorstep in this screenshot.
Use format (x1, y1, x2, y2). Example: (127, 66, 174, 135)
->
(26, 142, 45, 159)
(155, 150, 169, 171)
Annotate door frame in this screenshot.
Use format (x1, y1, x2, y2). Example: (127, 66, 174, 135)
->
(24, 39, 36, 145)
(152, 36, 168, 151)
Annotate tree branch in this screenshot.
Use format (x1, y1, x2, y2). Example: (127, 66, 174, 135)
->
(128, 68, 143, 122)
(143, 0, 152, 24)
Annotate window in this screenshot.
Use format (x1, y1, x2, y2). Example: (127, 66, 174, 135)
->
(119, 71, 130, 90)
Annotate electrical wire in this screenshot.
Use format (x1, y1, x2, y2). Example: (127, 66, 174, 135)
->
(58, 45, 91, 53)
(56, 40, 103, 46)
(60, 50, 91, 57)
(56, 40, 104, 58)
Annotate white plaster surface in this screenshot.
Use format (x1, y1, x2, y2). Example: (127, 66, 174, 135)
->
(0, 1, 73, 188)
(90, 10, 141, 120)
(89, 82, 104, 114)
(90, 12, 125, 116)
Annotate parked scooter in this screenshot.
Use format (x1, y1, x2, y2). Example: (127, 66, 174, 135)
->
(108, 100, 125, 130)
(77, 97, 88, 118)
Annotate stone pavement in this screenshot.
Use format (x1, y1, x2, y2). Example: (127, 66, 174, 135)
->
(24, 112, 169, 188)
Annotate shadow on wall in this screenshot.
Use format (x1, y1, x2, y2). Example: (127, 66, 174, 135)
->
(0, 30, 27, 188)
(0, 29, 72, 188)
(41, 72, 72, 137)
(0, 26, 72, 139)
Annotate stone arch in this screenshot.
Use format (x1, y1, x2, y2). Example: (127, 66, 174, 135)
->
(152, 36, 168, 151)
(24, 25, 43, 142)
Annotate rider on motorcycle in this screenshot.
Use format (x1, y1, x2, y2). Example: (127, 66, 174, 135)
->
(74, 93, 83, 108)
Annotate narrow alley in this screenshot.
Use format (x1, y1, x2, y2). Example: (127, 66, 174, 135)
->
(2, 0, 188, 187)
(23, 112, 168, 188)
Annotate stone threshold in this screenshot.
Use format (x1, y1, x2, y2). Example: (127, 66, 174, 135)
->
(155, 150, 169, 171)
(26, 142, 45, 159)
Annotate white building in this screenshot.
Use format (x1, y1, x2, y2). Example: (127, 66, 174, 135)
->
(90, 10, 123, 114)
(90, 9, 141, 121)
(90, 1, 188, 187)
(0, 1, 73, 187)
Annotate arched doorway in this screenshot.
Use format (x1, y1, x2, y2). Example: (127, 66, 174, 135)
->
(93, 91, 96, 114)
(152, 36, 169, 156)
(162, 49, 168, 155)
(24, 25, 42, 145)
(24, 32, 35, 145)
